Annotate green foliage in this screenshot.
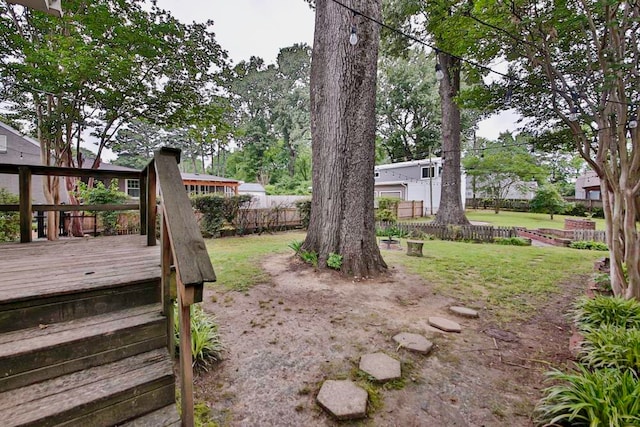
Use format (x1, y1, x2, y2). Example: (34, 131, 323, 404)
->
(534, 366, 640, 427)
(327, 253, 343, 270)
(592, 273, 612, 294)
(75, 180, 127, 235)
(494, 237, 531, 246)
(288, 240, 303, 254)
(579, 326, 640, 373)
(378, 197, 400, 211)
(375, 208, 397, 222)
(573, 296, 640, 331)
(191, 194, 253, 237)
(0, 189, 19, 242)
(569, 241, 608, 251)
(564, 203, 588, 218)
(174, 304, 224, 370)
(530, 185, 566, 219)
(299, 250, 318, 267)
(295, 200, 311, 229)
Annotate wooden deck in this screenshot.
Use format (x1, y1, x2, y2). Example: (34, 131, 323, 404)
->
(0, 235, 160, 305)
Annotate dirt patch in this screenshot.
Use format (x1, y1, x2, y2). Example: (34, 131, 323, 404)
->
(195, 254, 584, 426)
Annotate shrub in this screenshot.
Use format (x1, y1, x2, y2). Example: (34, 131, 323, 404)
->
(564, 203, 588, 217)
(327, 252, 343, 270)
(288, 240, 303, 254)
(592, 272, 612, 294)
(191, 194, 253, 237)
(375, 208, 397, 222)
(377, 197, 400, 211)
(579, 326, 640, 373)
(534, 366, 640, 427)
(174, 303, 224, 370)
(76, 180, 127, 235)
(0, 188, 20, 242)
(569, 240, 608, 251)
(573, 296, 640, 331)
(494, 237, 531, 246)
(299, 250, 318, 267)
(295, 200, 311, 229)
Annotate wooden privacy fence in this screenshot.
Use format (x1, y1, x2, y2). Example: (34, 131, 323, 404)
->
(236, 207, 301, 233)
(397, 201, 423, 219)
(377, 221, 518, 242)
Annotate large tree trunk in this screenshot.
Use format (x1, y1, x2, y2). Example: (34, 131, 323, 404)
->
(303, 0, 387, 278)
(433, 52, 469, 225)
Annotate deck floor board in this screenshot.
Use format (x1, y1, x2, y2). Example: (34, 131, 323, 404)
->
(0, 235, 161, 304)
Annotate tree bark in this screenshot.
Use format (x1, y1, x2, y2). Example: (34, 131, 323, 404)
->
(433, 52, 469, 225)
(303, 0, 387, 278)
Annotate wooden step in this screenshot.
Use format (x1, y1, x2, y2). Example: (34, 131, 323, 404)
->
(0, 348, 175, 427)
(119, 405, 181, 427)
(0, 304, 167, 393)
(0, 279, 161, 333)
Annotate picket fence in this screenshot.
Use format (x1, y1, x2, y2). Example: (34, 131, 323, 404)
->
(376, 221, 517, 242)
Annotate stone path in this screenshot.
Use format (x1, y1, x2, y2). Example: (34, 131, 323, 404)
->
(317, 308, 478, 420)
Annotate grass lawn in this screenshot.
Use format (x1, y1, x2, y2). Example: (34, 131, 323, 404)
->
(204, 231, 603, 323)
(449, 209, 605, 230)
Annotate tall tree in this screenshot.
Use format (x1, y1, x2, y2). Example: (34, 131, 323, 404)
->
(303, 0, 387, 276)
(468, 0, 639, 299)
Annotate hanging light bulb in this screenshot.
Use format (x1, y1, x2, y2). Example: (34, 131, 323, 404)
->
(630, 120, 638, 129)
(568, 106, 579, 122)
(349, 25, 358, 45)
(505, 85, 513, 106)
(435, 63, 445, 81)
(20, 152, 23, 159)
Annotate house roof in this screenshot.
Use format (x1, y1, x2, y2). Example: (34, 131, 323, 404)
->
(181, 172, 239, 184)
(0, 121, 41, 148)
(238, 182, 266, 193)
(375, 157, 443, 170)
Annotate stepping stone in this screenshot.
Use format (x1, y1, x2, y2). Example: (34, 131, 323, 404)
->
(359, 352, 401, 382)
(393, 332, 433, 354)
(316, 380, 367, 420)
(429, 317, 462, 333)
(449, 306, 479, 318)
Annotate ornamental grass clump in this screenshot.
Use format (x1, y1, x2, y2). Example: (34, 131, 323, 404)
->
(579, 326, 640, 374)
(174, 304, 224, 370)
(572, 295, 640, 331)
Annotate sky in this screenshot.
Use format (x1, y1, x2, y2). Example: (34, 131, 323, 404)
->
(153, 0, 519, 142)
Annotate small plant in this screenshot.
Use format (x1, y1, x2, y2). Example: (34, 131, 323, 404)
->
(573, 295, 640, 331)
(592, 272, 613, 294)
(174, 303, 225, 370)
(569, 240, 609, 251)
(299, 250, 318, 267)
(494, 237, 531, 246)
(579, 325, 640, 373)
(534, 365, 640, 426)
(327, 252, 343, 270)
(0, 189, 20, 242)
(288, 240, 303, 254)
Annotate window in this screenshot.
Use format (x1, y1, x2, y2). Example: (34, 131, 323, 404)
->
(421, 165, 436, 179)
(380, 190, 402, 199)
(126, 179, 140, 198)
(0, 136, 6, 154)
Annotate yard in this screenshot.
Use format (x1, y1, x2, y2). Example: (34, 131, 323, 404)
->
(195, 231, 603, 426)
(463, 209, 606, 231)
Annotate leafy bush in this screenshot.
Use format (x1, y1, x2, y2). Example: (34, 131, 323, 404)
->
(0, 189, 20, 242)
(191, 194, 253, 237)
(375, 208, 397, 222)
(534, 366, 640, 427)
(591, 207, 605, 218)
(299, 250, 318, 267)
(76, 180, 127, 235)
(174, 303, 224, 370)
(579, 326, 640, 373)
(494, 237, 531, 246)
(530, 185, 566, 219)
(569, 240, 608, 251)
(295, 200, 311, 229)
(592, 272, 612, 294)
(377, 197, 400, 211)
(327, 252, 343, 270)
(288, 240, 303, 254)
(564, 203, 588, 217)
(573, 296, 640, 331)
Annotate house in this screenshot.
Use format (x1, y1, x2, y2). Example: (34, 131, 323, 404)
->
(182, 172, 239, 197)
(575, 169, 601, 200)
(374, 157, 466, 214)
(238, 182, 266, 197)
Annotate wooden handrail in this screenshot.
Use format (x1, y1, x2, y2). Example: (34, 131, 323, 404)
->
(0, 163, 140, 179)
(146, 147, 216, 427)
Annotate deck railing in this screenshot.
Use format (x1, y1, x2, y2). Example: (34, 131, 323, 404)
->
(0, 147, 215, 426)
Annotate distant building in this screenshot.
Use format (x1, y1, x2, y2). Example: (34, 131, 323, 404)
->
(238, 182, 266, 197)
(181, 172, 239, 197)
(574, 170, 601, 200)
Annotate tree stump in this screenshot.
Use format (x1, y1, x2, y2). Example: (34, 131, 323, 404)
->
(406, 240, 424, 257)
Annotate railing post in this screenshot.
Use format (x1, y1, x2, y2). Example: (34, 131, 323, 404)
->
(178, 284, 194, 427)
(18, 166, 32, 243)
(161, 213, 175, 358)
(139, 169, 147, 236)
(147, 162, 157, 246)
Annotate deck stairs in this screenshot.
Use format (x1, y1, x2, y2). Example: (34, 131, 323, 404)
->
(0, 253, 180, 426)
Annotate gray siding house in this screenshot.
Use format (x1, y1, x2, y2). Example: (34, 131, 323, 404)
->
(374, 158, 466, 214)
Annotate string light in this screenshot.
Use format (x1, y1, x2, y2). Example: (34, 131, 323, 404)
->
(349, 24, 358, 45)
(434, 49, 445, 81)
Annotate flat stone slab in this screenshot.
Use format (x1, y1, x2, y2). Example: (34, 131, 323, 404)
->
(393, 332, 433, 354)
(449, 306, 479, 318)
(429, 317, 462, 333)
(316, 380, 367, 420)
(359, 352, 401, 382)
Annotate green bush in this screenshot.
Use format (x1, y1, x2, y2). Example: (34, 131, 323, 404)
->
(191, 194, 253, 237)
(569, 240, 608, 251)
(76, 180, 127, 235)
(327, 252, 343, 270)
(295, 200, 311, 229)
(377, 197, 400, 211)
(174, 303, 224, 370)
(299, 250, 318, 267)
(573, 296, 640, 331)
(288, 240, 303, 254)
(375, 208, 397, 222)
(564, 203, 588, 217)
(579, 326, 640, 373)
(0, 189, 20, 242)
(494, 237, 531, 246)
(534, 366, 640, 427)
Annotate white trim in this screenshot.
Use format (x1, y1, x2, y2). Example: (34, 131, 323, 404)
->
(125, 179, 140, 199)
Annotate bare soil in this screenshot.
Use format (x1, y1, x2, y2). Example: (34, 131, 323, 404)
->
(196, 253, 583, 426)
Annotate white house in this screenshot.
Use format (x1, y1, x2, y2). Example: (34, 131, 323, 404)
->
(374, 157, 466, 214)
